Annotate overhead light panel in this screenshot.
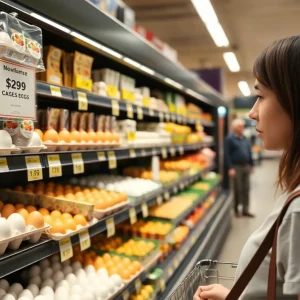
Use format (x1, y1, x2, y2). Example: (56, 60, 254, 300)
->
(223, 52, 240, 72)
(31, 13, 71, 33)
(123, 57, 141, 68)
(238, 81, 251, 96)
(191, 0, 229, 47)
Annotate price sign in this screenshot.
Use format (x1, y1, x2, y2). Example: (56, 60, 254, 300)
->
(159, 279, 166, 292)
(164, 191, 170, 200)
(107, 85, 118, 98)
(25, 156, 43, 181)
(162, 148, 168, 159)
(74, 75, 93, 91)
(97, 152, 106, 161)
(191, 236, 196, 244)
(79, 229, 91, 251)
(77, 91, 88, 111)
(129, 149, 136, 158)
(137, 107, 143, 120)
(47, 154, 62, 178)
(121, 89, 134, 102)
(129, 208, 137, 225)
(126, 103, 133, 119)
(143, 96, 150, 107)
(135, 279, 142, 292)
(141, 203, 149, 218)
(108, 151, 117, 169)
(157, 195, 163, 205)
(170, 147, 176, 157)
(149, 108, 154, 116)
(122, 290, 130, 300)
(159, 112, 164, 122)
(50, 85, 62, 97)
(111, 100, 120, 116)
(59, 237, 73, 262)
(0, 158, 9, 173)
(0, 59, 36, 120)
(71, 153, 84, 174)
(127, 131, 136, 142)
(179, 146, 184, 156)
(106, 218, 115, 237)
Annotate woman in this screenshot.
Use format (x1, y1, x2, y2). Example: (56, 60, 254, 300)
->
(194, 35, 300, 299)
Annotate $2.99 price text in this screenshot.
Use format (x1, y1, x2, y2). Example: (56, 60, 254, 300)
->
(3, 78, 28, 99)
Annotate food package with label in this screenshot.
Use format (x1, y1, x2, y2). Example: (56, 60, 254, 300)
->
(62, 52, 74, 87)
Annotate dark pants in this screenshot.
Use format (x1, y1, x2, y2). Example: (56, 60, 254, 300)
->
(233, 165, 251, 214)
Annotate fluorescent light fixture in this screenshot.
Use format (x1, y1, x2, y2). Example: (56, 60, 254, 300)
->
(223, 52, 240, 72)
(140, 65, 155, 75)
(123, 57, 141, 68)
(164, 78, 183, 90)
(238, 81, 251, 96)
(31, 13, 71, 33)
(186, 88, 209, 103)
(191, 0, 229, 47)
(98, 44, 123, 59)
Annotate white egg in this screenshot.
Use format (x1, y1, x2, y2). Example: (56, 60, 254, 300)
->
(62, 266, 73, 277)
(0, 218, 12, 239)
(27, 285, 39, 298)
(29, 277, 41, 287)
(40, 279, 54, 289)
(52, 271, 64, 284)
(110, 274, 122, 287)
(55, 280, 69, 291)
(8, 283, 23, 296)
(65, 274, 77, 286)
(7, 214, 26, 234)
(50, 263, 61, 273)
(78, 277, 88, 288)
(84, 266, 95, 274)
(0, 280, 9, 292)
(39, 260, 50, 270)
(106, 281, 114, 294)
(41, 268, 53, 280)
(54, 287, 68, 300)
(40, 287, 54, 298)
(69, 296, 80, 300)
(61, 260, 70, 268)
(0, 289, 5, 298)
(0, 130, 12, 148)
(96, 268, 108, 278)
(28, 132, 42, 147)
(1, 294, 15, 300)
(87, 273, 97, 282)
(29, 266, 41, 278)
(71, 262, 82, 272)
(74, 269, 86, 278)
(70, 285, 82, 295)
(82, 292, 94, 300)
(94, 286, 108, 299)
(18, 289, 34, 300)
(50, 255, 60, 265)
(18, 298, 30, 300)
(33, 296, 45, 300)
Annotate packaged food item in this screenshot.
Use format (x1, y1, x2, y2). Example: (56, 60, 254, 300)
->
(58, 109, 71, 143)
(43, 108, 59, 143)
(70, 111, 81, 143)
(62, 52, 73, 87)
(96, 114, 106, 143)
(87, 113, 97, 143)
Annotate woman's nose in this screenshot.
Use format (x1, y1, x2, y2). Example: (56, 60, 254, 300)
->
(249, 100, 259, 120)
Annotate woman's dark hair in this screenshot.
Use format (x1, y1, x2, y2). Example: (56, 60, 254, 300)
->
(253, 36, 300, 192)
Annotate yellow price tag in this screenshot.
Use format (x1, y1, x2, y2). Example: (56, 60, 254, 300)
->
(159, 279, 166, 292)
(59, 237, 73, 262)
(164, 191, 170, 200)
(135, 279, 142, 292)
(141, 202, 149, 218)
(79, 229, 91, 251)
(108, 151, 117, 169)
(141, 149, 146, 156)
(126, 103, 133, 118)
(74, 75, 93, 91)
(25, 156, 43, 181)
(191, 236, 196, 244)
(174, 259, 180, 268)
(157, 195, 163, 205)
(97, 152, 106, 161)
(159, 111, 164, 122)
(162, 147, 167, 159)
(71, 153, 84, 174)
(47, 155, 62, 178)
(111, 100, 120, 116)
(122, 290, 130, 300)
(170, 147, 176, 157)
(50, 85, 62, 97)
(179, 146, 184, 156)
(129, 149, 136, 158)
(107, 85, 118, 98)
(137, 107, 143, 120)
(165, 113, 170, 122)
(129, 208, 137, 225)
(127, 131, 136, 141)
(106, 218, 115, 237)
(143, 96, 150, 107)
(168, 268, 173, 276)
(121, 89, 135, 102)
(149, 108, 154, 116)
(0, 157, 9, 173)
(78, 91, 88, 111)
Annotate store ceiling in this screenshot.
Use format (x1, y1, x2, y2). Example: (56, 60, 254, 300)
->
(124, 0, 300, 99)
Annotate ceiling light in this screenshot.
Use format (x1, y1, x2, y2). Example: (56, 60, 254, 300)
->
(238, 81, 251, 96)
(123, 57, 141, 68)
(206, 22, 229, 47)
(140, 65, 155, 75)
(223, 52, 240, 72)
(164, 78, 183, 90)
(31, 13, 71, 33)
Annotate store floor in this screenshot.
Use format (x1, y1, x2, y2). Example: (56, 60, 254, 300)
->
(216, 159, 280, 287)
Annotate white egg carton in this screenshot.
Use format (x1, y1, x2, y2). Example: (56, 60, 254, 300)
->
(0, 223, 51, 255)
(43, 218, 97, 241)
(93, 201, 128, 219)
(19, 145, 47, 153)
(0, 146, 20, 155)
(106, 283, 125, 300)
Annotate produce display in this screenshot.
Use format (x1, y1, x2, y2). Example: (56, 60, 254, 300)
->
(172, 225, 190, 248)
(130, 285, 156, 300)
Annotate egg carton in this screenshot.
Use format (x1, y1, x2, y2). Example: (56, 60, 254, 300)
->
(93, 201, 129, 219)
(18, 145, 47, 153)
(43, 218, 97, 241)
(0, 223, 51, 255)
(106, 283, 125, 300)
(0, 146, 21, 155)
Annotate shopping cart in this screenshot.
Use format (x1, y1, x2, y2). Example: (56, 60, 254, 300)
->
(166, 259, 237, 300)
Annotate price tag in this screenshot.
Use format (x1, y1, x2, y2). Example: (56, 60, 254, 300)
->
(164, 191, 170, 200)
(180, 182, 184, 190)
(159, 111, 164, 122)
(50, 85, 62, 97)
(127, 131, 136, 142)
(173, 186, 178, 194)
(79, 229, 91, 251)
(129, 208, 137, 225)
(143, 96, 150, 107)
(97, 152, 106, 161)
(25, 156, 43, 181)
(77, 91, 88, 111)
(135, 279, 142, 292)
(106, 218, 115, 237)
(171, 114, 176, 122)
(122, 290, 130, 300)
(168, 268, 173, 276)
(141, 203, 149, 218)
(121, 89, 134, 102)
(0, 157, 9, 173)
(165, 113, 170, 122)
(170, 147, 176, 157)
(159, 279, 166, 292)
(59, 237, 73, 262)
(191, 236, 196, 244)
(149, 108, 154, 116)
(126, 103, 133, 119)
(141, 149, 147, 156)
(179, 146, 184, 156)
(111, 100, 120, 116)
(177, 116, 182, 123)
(162, 147, 167, 159)
(108, 151, 117, 169)
(137, 107, 143, 120)
(174, 259, 180, 268)
(157, 195, 163, 205)
(129, 149, 136, 158)
(152, 148, 157, 156)
(71, 153, 84, 174)
(74, 75, 93, 91)
(107, 85, 118, 98)
(47, 154, 62, 178)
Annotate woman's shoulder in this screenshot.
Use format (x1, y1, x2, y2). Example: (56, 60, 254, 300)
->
(283, 187, 300, 219)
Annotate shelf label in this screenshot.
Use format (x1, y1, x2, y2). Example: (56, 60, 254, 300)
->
(122, 290, 130, 300)
(152, 148, 157, 156)
(137, 107, 143, 120)
(79, 229, 91, 251)
(143, 96, 150, 107)
(129, 208, 137, 225)
(111, 100, 120, 116)
(59, 237, 73, 262)
(74, 75, 93, 91)
(177, 116, 182, 123)
(173, 186, 178, 194)
(71, 153, 84, 174)
(171, 114, 176, 122)
(0, 157, 9, 173)
(77, 91, 88, 111)
(159, 112, 164, 122)
(165, 113, 170, 122)
(141, 149, 147, 156)
(168, 267, 173, 276)
(180, 182, 184, 190)
(157, 195, 163, 205)
(149, 108, 155, 116)
(135, 278, 142, 292)
(159, 279, 166, 292)
(161, 147, 167, 159)
(164, 191, 170, 200)
(141, 203, 149, 218)
(174, 259, 180, 268)
(179, 146, 184, 156)
(107, 85, 118, 98)
(50, 85, 62, 97)
(127, 131, 136, 142)
(106, 218, 115, 237)
(47, 154, 62, 178)
(129, 149, 136, 158)
(108, 151, 117, 169)
(97, 152, 106, 161)
(170, 147, 176, 157)
(25, 156, 43, 181)
(126, 103, 133, 119)
(122, 89, 134, 102)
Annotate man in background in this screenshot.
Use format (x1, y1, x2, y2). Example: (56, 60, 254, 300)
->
(224, 119, 254, 217)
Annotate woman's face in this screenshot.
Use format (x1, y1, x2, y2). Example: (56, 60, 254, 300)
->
(249, 80, 292, 150)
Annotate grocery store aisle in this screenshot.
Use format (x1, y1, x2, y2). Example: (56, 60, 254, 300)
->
(217, 159, 280, 287)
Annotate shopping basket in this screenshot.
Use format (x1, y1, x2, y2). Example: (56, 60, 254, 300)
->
(166, 259, 237, 300)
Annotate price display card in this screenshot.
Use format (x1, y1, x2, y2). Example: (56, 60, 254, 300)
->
(152, 148, 157, 156)
(149, 108, 155, 116)
(0, 157, 9, 173)
(106, 218, 115, 237)
(129, 208, 137, 225)
(162, 147, 168, 159)
(59, 237, 73, 262)
(129, 149, 136, 158)
(165, 113, 170, 122)
(168, 267, 173, 276)
(97, 152, 106, 162)
(141, 203, 149, 218)
(127, 131, 136, 142)
(108, 151, 117, 169)
(141, 149, 147, 157)
(122, 290, 130, 300)
(135, 279, 142, 292)
(126, 103, 133, 119)
(107, 85, 118, 98)
(111, 100, 120, 116)
(179, 146, 184, 156)
(71, 153, 84, 174)
(137, 107, 143, 120)
(143, 96, 150, 107)
(77, 91, 88, 111)
(159, 279, 166, 292)
(170, 147, 176, 157)
(50, 85, 62, 97)
(159, 112, 164, 122)
(164, 191, 170, 201)
(157, 195, 163, 205)
(0, 59, 36, 120)
(47, 155, 62, 178)
(25, 156, 43, 181)
(79, 229, 91, 251)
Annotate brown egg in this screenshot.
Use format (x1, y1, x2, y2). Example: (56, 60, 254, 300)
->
(27, 211, 44, 228)
(63, 218, 77, 231)
(26, 205, 37, 213)
(39, 208, 50, 216)
(70, 130, 81, 143)
(15, 203, 25, 210)
(73, 214, 87, 226)
(58, 130, 71, 143)
(50, 220, 66, 234)
(43, 215, 53, 227)
(61, 213, 72, 221)
(50, 210, 61, 219)
(14, 186, 23, 192)
(16, 208, 29, 221)
(43, 129, 59, 143)
(1, 204, 16, 218)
